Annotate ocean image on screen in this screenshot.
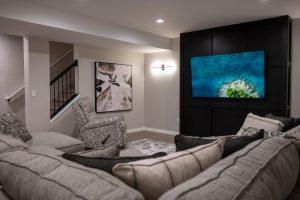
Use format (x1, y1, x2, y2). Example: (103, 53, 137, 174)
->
(191, 51, 265, 98)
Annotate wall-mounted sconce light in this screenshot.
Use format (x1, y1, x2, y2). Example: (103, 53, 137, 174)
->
(152, 64, 172, 71)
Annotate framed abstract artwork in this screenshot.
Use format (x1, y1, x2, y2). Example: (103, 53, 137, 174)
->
(95, 61, 132, 113)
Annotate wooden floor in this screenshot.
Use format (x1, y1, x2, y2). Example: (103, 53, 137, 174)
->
(127, 131, 175, 144)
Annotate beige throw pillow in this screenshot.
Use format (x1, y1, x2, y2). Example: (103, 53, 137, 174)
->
(237, 113, 283, 136)
(112, 137, 226, 200)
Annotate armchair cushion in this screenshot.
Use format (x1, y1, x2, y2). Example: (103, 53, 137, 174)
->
(26, 132, 84, 153)
(80, 123, 121, 149)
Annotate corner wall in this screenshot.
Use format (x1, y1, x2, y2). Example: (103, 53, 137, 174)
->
(24, 36, 50, 133)
(144, 38, 180, 132)
(0, 34, 24, 121)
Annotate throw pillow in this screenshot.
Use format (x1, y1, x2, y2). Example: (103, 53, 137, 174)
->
(113, 137, 226, 200)
(264, 130, 283, 138)
(62, 152, 167, 174)
(238, 127, 262, 136)
(265, 113, 294, 132)
(75, 143, 120, 157)
(0, 113, 31, 142)
(237, 113, 283, 136)
(174, 135, 217, 151)
(239, 126, 283, 139)
(223, 129, 264, 158)
(294, 118, 300, 128)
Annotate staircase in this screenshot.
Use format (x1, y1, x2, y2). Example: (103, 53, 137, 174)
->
(50, 60, 78, 118)
(49, 41, 78, 119)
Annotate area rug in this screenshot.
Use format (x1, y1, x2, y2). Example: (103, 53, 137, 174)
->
(120, 139, 176, 157)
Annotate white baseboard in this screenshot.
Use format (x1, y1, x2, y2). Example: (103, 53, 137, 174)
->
(127, 127, 179, 135)
(127, 127, 146, 133)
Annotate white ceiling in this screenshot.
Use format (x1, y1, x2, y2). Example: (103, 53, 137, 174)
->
(24, 0, 300, 38)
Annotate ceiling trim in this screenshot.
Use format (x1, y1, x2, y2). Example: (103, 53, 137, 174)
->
(0, 0, 171, 52)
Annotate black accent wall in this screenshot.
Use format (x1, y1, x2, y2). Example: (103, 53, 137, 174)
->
(180, 16, 292, 137)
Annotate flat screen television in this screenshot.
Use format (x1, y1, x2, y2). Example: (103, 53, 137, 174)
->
(191, 50, 265, 98)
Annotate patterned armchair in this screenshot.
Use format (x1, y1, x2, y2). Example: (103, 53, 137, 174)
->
(72, 96, 127, 149)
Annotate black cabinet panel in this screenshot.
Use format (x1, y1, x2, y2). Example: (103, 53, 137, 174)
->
(212, 108, 245, 136)
(213, 25, 247, 54)
(181, 107, 210, 136)
(180, 16, 291, 136)
(247, 18, 285, 66)
(182, 31, 212, 71)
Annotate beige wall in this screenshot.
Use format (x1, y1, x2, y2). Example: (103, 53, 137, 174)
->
(144, 38, 180, 132)
(0, 34, 25, 121)
(24, 37, 145, 135)
(24, 36, 50, 133)
(77, 44, 145, 130)
(292, 19, 300, 117)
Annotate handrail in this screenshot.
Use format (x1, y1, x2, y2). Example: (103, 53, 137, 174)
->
(5, 85, 25, 101)
(50, 48, 74, 67)
(50, 60, 78, 85)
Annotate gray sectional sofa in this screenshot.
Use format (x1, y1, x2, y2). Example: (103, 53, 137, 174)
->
(1, 127, 300, 200)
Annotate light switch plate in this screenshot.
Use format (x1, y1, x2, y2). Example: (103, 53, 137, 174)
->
(31, 90, 36, 97)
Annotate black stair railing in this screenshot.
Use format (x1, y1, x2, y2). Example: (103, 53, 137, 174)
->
(50, 60, 78, 118)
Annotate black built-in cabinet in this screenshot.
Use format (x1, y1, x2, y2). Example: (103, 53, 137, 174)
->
(180, 16, 292, 136)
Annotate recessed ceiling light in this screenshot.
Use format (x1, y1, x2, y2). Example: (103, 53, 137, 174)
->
(156, 18, 164, 24)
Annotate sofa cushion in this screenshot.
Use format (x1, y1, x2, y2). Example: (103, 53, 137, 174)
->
(282, 125, 300, 151)
(237, 113, 283, 136)
(113, 137, 226, 200)
(29, 146, 64, 156)
(0, 148, 144, 200)
(0, 113, 31, 142)
(0, 190, 10, 200)
(62, 152, 167, 174)
(26, 132, 84, 153)
(159, 137, 299, 200)
(0, 134, 27, 154)
(76, 143, 120, 157)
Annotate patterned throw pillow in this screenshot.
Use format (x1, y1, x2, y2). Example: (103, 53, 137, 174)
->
(239, 127, 262, 136)
(0, 113, 31, 142)
(264, 130, 283, 138)
(240, 127, 283, 138)
(237, 113, 284, 136)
